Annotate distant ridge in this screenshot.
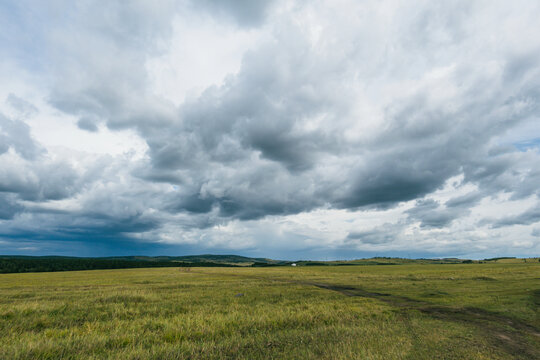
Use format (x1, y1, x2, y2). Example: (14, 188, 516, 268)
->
(103, 254, 284, 265)
(0, 255, 537, 273)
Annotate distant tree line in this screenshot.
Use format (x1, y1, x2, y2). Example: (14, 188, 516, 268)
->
(0, 258, 238, 273)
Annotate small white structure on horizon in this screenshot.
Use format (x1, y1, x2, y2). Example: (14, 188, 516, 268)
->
(291, 263, 297, 267)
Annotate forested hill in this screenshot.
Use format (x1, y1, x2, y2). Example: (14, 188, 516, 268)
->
(0, 255, 249, 273)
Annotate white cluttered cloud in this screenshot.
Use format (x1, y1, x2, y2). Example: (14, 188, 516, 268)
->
(1, 0, 539, 258)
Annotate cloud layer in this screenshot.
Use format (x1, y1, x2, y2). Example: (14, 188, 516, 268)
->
(1, 0, 540, 258)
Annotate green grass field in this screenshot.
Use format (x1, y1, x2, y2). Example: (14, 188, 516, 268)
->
(0, 263, 539, 359)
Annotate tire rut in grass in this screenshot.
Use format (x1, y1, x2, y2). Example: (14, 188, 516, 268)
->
(307, 282, 540, 359)
(188, 270, 539, 357)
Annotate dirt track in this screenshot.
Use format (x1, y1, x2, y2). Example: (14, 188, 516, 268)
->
(308, 282, 540, 359)
(192, 269, 540, 358)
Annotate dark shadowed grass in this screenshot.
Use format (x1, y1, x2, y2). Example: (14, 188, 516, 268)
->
(0, 263, 538, 359)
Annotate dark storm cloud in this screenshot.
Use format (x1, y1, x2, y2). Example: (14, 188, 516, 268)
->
(0, 214, 157, 241)
(346, 230, 394, 245)
(0, 113, 43, 160)
(58, 213, 160, 238)
(405, 199, 463, 228)
(345, 224, 403, 245)
(0, 217, 162, 257)
(491, 204, 540, 228)
(0, 154, 79, 201)
(0, 192, 164, 248)
(0, 194, 22, 220)
(77, 117, 98, 132)
(337, 148, 459, 210)
(168, 193, 215, 214)
(445, 191, 484, 208)
(463, 148, 540, 203)
(159, 160, 326, 222)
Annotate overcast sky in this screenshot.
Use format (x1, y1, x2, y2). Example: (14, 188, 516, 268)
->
(1, 0, 540, 259)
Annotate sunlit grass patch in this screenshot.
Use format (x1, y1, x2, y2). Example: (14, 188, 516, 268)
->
(0, 263, 538, 359)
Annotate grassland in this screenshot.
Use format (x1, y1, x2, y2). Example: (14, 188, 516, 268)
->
(0, 263, 538, 359)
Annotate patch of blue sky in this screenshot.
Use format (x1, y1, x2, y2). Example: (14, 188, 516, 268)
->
(0, 1, 50, 73)
(513, 138, 540, 152)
